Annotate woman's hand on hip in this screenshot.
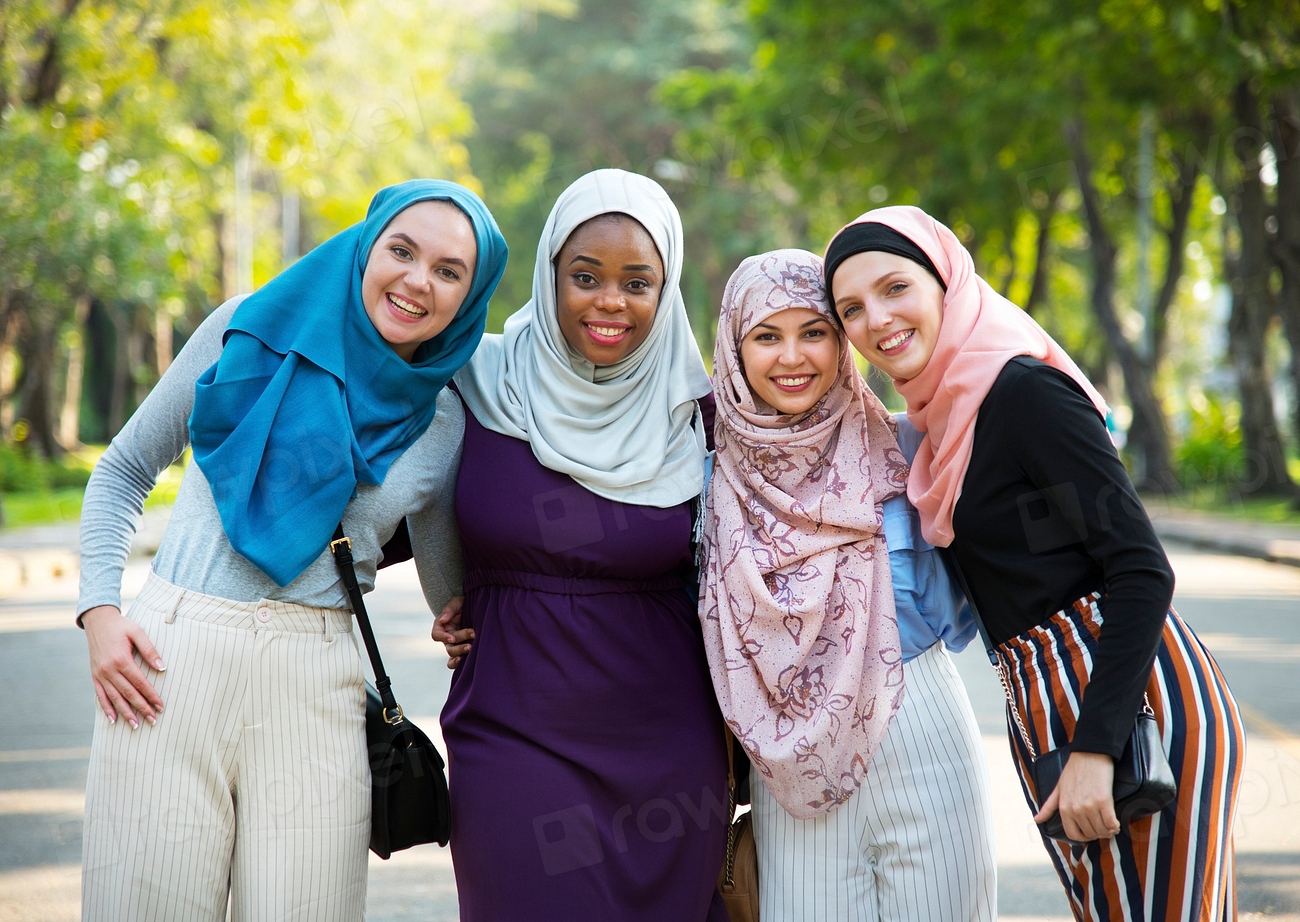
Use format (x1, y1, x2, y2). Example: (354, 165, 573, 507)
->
(431, 596, 473, 669)
(82, 605, 165, 729)
(1034, 750, 1120, 842)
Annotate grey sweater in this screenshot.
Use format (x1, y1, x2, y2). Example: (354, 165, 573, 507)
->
(77, 297, 464, 619)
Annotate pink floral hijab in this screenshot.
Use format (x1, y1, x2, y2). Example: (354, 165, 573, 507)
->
(700, 249, 910, 819)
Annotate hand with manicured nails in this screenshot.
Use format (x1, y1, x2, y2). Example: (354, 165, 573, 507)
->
(431, 595, 473, 668)
(1034, 750, 1121, 842)
(82, 605, 165, 729)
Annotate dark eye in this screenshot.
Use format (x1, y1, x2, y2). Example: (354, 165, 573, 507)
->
(804, 328, 826, 339)
(438, 267, 461, 281)
(754, 332, 777, 343)
(391, 245, 413, 260)
(574, 272, 597, 285)
(627, 278, 650, 292)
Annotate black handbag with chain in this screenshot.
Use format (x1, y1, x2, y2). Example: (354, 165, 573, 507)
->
(940, 549, 1176, 844)
(330, 526, 451, 858)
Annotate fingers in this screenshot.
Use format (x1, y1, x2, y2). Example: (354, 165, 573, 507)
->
(447, 655, 462, 670)
(128, 623, 167, 673)
(124, 623, 166, 714)
(1033, 785, 1060, 824)
(92, 679, 116, 724)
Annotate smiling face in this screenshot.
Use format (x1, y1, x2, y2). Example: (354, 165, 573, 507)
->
(831, 250, 945, 382)
(361, 199, 478, 363)
(554, 214, 663, 366)
(739, 307, 840, 415)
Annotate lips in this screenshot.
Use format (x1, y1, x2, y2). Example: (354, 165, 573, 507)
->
(771, 374, 814, 392)
(386, 292, 428, 321)
(582, 320, 631, 346)
(877, 329, 914, 354)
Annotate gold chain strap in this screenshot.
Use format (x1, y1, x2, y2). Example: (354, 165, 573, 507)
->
(722, 775, 738, 888)
(994, 652, 1156, 762)
(993, 656, 1038, 760)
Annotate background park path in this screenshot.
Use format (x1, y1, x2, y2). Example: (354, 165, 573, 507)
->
(0, 515, 1297, 920)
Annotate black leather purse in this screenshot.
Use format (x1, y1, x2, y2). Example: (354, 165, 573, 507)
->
(331, 526, 451, 858)
(940, 550, 1176, 844)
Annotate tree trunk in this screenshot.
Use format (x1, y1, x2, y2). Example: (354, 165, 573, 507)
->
(57, 294, 91, 449)
(1227, 80, 1298, 497)
(1273, 88, 1300, 456)
(1150, 156, 1198, 368)
(1066, 119, 1178, 492)
(14, 315, 62, 459)
(106, 302, 131, 438)
(1022, 190, 1060, 317)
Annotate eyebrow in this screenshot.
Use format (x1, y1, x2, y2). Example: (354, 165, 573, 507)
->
(568, 254, 657, 274)
(834, 270, 910, 307)
(389, 232, 469, 271)
(754, 317, 831, 330)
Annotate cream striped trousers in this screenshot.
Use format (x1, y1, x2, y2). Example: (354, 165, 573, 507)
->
(81, 573, 370, 922)
(751, 642, 997, 922)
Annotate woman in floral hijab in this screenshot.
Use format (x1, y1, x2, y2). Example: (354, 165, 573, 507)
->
(700, 249, 995, 921)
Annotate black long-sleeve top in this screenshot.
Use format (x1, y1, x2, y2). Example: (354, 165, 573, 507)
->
(950, 357, 1175, 758)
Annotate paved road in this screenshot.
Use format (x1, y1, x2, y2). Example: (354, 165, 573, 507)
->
(0, 541, 1296, 920)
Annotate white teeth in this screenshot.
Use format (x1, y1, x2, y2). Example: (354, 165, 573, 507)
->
(587, 325, 627, 337)
(388, 294, 426, 317)
(774, 375, 812, 387)
(879, 329, 913, 351)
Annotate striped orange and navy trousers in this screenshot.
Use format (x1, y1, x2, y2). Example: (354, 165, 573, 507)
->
(996, 592, 1244, 922)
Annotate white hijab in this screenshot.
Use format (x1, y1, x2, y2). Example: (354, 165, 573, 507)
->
(455, 169, 713, 507)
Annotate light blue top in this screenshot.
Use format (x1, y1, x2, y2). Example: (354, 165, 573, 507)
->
(886, 413, 975, 661)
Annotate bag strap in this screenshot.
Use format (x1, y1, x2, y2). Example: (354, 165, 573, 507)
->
(939, 547, 1038, 757)
(330, 524, 406, 727)
(721, 724, 739, 889)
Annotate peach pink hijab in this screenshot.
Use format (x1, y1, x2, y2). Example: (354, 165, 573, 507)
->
(701, 249, 909, 819)
(828, 206, 1106, 547)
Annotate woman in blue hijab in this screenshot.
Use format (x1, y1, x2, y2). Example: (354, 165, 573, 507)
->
(76, 180, 507, 922)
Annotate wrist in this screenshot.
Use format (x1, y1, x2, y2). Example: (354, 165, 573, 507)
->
(80, 605, 122, 630)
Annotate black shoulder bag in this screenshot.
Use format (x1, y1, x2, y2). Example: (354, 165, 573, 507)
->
(939, 548, 1176, 844)
(330, 526, 451, 858)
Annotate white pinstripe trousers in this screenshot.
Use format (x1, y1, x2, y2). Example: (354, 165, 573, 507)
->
(82, 573, 371, 922)
(751, 642, 997, 922)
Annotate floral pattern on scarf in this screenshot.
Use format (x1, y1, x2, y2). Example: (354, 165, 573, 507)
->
(700, 249, 909, 819)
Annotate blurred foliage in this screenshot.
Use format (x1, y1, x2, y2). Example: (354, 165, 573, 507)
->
(1175, 393, 1244, 485)
(0, 440, 90, 492)
(0, 0, 481, 456)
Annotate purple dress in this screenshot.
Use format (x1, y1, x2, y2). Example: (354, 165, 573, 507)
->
(441, 408, 730, 921)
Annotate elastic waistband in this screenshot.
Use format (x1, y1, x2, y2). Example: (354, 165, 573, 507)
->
(134, 572, 354, 636)
(995, 590, 1103, 658)
(464, 567, 685, 596)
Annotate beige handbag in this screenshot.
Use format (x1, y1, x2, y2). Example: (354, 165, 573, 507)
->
(718, 728, 759, 921)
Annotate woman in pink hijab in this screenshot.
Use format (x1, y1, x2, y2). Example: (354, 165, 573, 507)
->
(701, 249, 995, 921)
(825, 207, 1243, 922)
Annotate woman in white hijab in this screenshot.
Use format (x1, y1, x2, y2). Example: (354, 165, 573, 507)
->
(433, 170, 729, 920)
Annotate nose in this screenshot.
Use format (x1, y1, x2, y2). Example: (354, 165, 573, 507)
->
(593, 283, 626, 312)
(406, 265, 434, 294)
(865, 298, 893, 331)
(779, 335, 802, 366)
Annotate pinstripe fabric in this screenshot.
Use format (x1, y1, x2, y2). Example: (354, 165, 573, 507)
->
(82, 573, 370, 922)
(998, 593, 1244, 922)
(751, 642, 996, 922)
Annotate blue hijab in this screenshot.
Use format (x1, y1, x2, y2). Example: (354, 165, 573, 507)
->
(189, 180, 507, 586)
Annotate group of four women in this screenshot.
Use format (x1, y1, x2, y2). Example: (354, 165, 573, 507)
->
(78, 168, 1243, 922)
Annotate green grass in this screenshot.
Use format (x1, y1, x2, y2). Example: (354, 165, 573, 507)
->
(0, 487, 87, 528)
(0, 449, 188, 531)
(1166, 487, 1300, 525)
